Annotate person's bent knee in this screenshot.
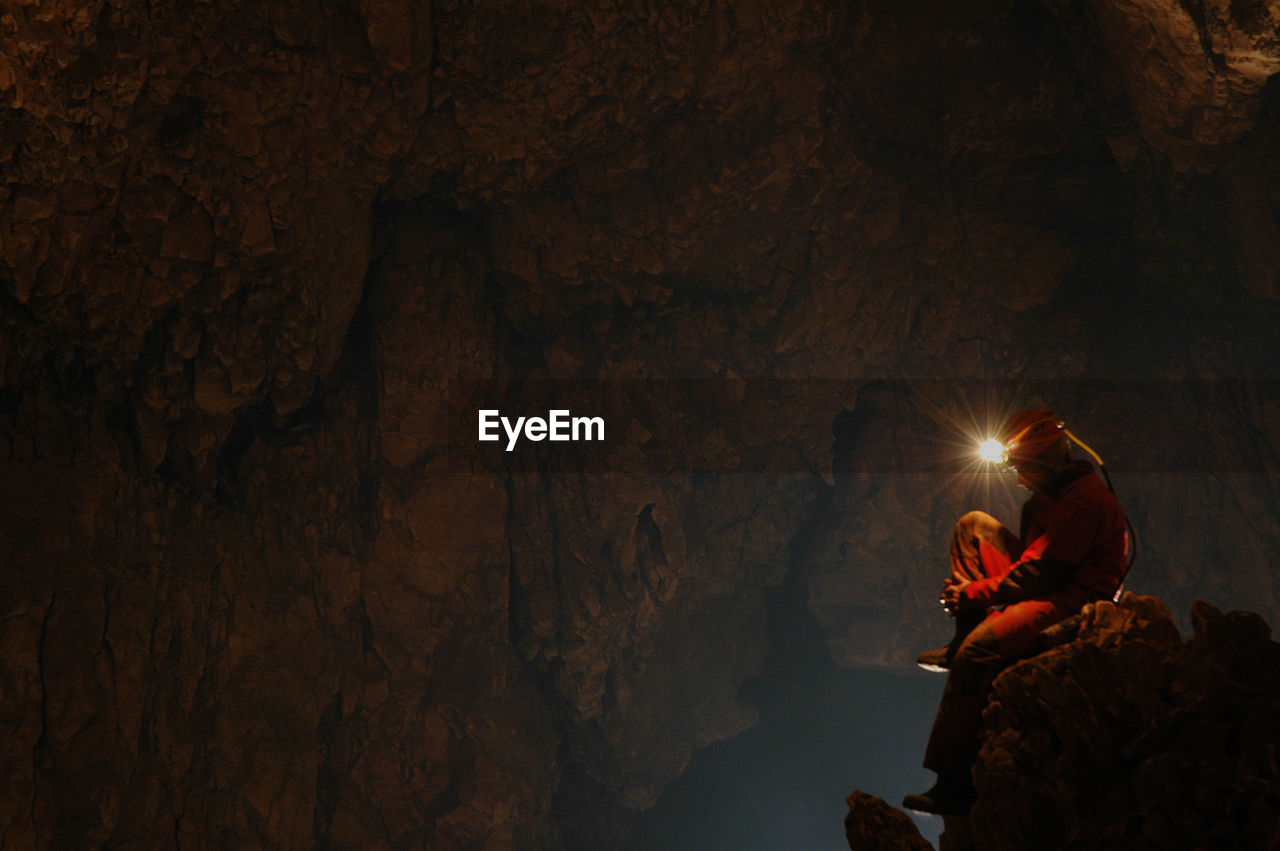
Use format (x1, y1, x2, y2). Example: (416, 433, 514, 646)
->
(955, 510, 999, 535)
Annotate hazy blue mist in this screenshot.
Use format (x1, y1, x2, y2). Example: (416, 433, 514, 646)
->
(634, 583, 947, 849)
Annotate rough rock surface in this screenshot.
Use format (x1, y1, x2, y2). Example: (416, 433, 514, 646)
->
(927, 594, 1280, 850)
(845, 789, 935, 850)
(1078, 0, 1280, 165)
(3, 0, 1280, 848)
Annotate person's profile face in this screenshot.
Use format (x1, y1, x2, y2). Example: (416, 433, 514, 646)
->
(1013, 459, 1051, 493)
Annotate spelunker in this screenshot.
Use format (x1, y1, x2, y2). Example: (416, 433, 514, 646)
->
(902, 409, 1129, 815)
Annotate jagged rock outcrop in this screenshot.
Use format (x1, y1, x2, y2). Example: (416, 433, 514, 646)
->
(845, 789, 935, 850)
(3, 1, 1280, 848)
(942, 594, 1280, 850)
(848, 595, 1280, 850)
(964, 594, 1280, 850)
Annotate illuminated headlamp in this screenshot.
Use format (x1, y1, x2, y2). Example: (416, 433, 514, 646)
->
(977, 438, 1006, 464)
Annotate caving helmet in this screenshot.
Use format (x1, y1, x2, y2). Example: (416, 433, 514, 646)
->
(997, 408, 1066, 468)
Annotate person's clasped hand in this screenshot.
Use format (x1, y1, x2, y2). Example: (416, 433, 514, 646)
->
(940, 577, 971, 615)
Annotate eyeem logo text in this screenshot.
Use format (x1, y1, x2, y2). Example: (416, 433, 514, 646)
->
(478, 409, 605, 451)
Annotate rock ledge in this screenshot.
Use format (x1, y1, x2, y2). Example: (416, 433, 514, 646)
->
(847, 594, 1280, 850)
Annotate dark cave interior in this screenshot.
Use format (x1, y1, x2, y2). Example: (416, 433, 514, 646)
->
(3, 1, 1280, 848)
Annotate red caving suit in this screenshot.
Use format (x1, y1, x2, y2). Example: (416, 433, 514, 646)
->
(923, 459, 1128, 778)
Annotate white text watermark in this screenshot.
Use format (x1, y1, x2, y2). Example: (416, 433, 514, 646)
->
(478, 409, 605, 451)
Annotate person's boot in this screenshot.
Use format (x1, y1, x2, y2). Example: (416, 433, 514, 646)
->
(901, 774, 976, 815)
(916, 610, 984, 672)
(915, 645, 952, 672)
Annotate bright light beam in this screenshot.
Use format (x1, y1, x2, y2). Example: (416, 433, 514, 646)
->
(977, 438, 1005, 464)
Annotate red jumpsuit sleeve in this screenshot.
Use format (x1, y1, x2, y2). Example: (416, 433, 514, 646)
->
(961, 488, 1105, 608)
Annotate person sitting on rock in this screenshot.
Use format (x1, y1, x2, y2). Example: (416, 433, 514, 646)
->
(903, 408, 1129, 815)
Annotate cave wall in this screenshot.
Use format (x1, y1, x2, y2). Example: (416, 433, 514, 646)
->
(3, 0, 1280, 847)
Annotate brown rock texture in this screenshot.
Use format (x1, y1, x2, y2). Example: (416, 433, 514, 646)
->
(931, 594, 1280, 850)
(3, 0, 1280, 848)
(845, 789, 935, 850)
(1078, 0, 1280, 165)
